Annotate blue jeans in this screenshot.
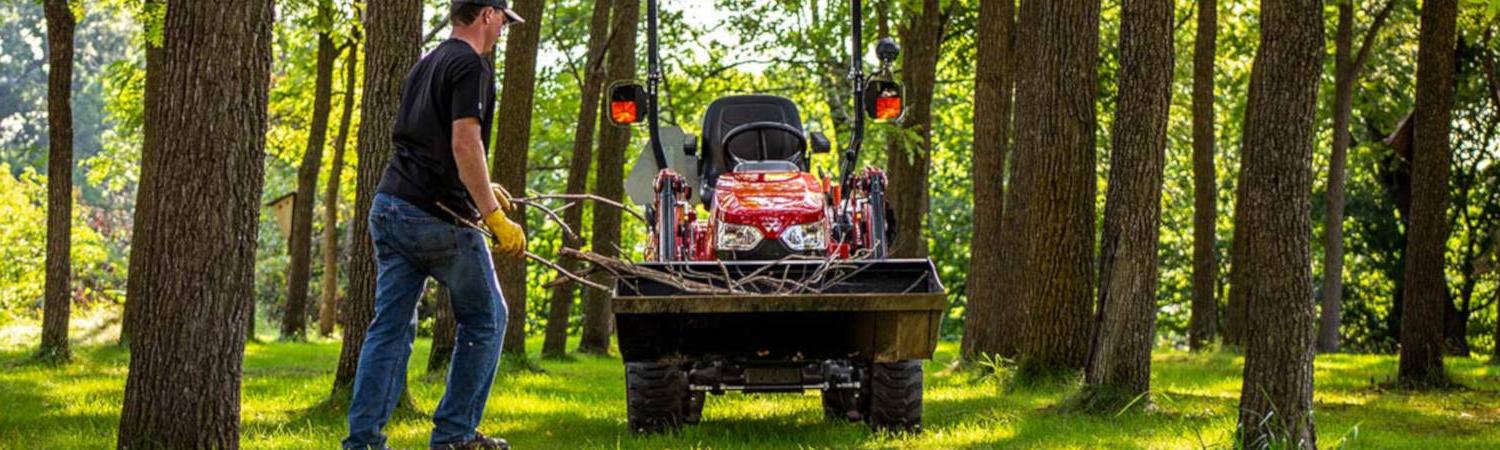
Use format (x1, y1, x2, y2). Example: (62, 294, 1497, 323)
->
(344, 193, 508, 449)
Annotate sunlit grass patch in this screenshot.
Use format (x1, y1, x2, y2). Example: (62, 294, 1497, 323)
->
(1, 329, 1497, 449)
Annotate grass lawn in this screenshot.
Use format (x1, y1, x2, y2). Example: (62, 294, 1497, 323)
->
(0, 319, 1497, 449)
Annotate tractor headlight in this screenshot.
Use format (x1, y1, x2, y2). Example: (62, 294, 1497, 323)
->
(780, 221, 828, 251)
(716, 222, 763, 251)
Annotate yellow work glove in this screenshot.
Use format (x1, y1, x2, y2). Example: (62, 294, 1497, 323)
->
(483, 208, 526, 259)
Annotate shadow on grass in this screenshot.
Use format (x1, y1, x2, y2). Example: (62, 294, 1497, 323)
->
(0, 358, 127, 447)
(6, 338, 1497, 449)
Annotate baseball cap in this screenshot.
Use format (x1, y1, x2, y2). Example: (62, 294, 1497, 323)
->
(454, 0, 525, 24)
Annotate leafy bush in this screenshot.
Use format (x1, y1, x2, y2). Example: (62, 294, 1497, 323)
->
(0, 164, 112, 325)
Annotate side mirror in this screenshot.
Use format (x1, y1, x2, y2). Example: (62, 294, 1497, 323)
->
(863, 79, 904, 123)
(608, 82, 648, 126)
(683, 133, 698, 156)
(809, 131, 831, 154)
(875, 38, 900, 65)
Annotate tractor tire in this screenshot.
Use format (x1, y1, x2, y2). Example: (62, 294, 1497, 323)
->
(625, 361, 688, 434)
(865, 360, 923, 433)
(821, 387, 863, 422)
(684, 391, 706, 425)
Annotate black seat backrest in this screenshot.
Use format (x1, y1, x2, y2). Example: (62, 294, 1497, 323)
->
(699, 95, 805, 192)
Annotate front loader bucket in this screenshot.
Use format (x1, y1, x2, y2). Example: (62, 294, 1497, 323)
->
(611, 259, 946, 363)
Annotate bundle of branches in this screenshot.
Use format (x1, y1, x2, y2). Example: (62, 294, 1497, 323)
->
(554, 247, 916, 298)
(442, 187, 914, 298)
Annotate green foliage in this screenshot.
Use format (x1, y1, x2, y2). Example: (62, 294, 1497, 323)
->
(0, 2, 140, 325)
(251, 0, 365, 316)
(1152, 0, 1258, 346)
(3, 0, 1498, 356)
(965, 352, 1015, 386)
(0, 164, 110, 325)
(0, 166, 48, 323)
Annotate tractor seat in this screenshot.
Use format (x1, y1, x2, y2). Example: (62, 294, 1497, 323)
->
(699, 95, 805, 198)
(734, 160, 799, 173)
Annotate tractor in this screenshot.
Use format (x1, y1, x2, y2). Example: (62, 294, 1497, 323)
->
(602, 0, 945, 435)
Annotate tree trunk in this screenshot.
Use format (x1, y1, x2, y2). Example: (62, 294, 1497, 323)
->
(122, 0, 166, 348)
(1398, 0, 1457, 388)
(1319, 0, 1395, 354)
(1317, 0, 1355, 355)
(1188, 0, 1218, 352)
(284, 10, 338, 340)
(1230, 0, 1324, 446)
(39, 0, 75, 362)
(115, 0, 274, 446)
(1443, 289, 1469, 355)
(492, 0, 548, 357)
(1378, 114, 1413, 344)
(333, 0, 422, 395)
(543, 0, 613, 359)
(1223, 259, 1245, 346)
(1083, 0, 1173, 407)
(961, 0, 1015, 359)
(884, 0, 946, 259)
(428, 287, 456, 375)
(1008, 0, 1100, 379)
(320, 35, 360, 338)
(1378, 112, 1470, 358)
(579, 0, 639, 356)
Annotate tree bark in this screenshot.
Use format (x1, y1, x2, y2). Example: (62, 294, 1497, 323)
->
(1317, 1, 1355, 355)
(1083, 0, 1173, 406)
(1008, 0, 1100, 379)
(284, 6, 339, 340)
(1230, 0, 1324, 446)
(1188, 0, 1218, 352)
(40, 0, 75, 362)
(320, 34, 360, 337)
(1318, 0, 1395, 354)
(543, 0, 613, 359)
(884, 0, 946, 259)
(961, 0, 1015, 359)
(246, 299, 257, 341)
(1398, 0, 1457, 388)
(121, 0, 164, 348)
(1377, 113, 1471, 357)
(579, 0, 639, 356)
(115, 0, 274, 446)
(333, 0, 422, 395)
(122, 0, 175, 347)
(492, 0, 548, 357)
(1377, 114, 1413, 349)
(427, 287, 456, 375)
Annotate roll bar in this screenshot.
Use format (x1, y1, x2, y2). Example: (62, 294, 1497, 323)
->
(640, 0, 878, 190)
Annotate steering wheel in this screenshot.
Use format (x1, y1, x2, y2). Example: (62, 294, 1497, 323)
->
(721, 121, 808, 167)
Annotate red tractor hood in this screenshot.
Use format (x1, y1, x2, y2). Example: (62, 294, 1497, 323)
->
(713, 171, 826, 238)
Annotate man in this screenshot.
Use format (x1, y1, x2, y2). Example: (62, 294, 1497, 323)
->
(343, 1, 527, 449)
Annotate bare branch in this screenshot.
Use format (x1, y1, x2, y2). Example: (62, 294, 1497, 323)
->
(1350, 0, 1398, 79)
(527, 251, 611, 292)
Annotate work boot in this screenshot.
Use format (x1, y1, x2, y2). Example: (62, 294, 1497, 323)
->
(430, 432, 509, 450)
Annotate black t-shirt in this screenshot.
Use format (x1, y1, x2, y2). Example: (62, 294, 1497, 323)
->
(377, 39, 496, 223)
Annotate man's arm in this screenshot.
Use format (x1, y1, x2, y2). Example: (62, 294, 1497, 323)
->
(453, 117, 502, 216)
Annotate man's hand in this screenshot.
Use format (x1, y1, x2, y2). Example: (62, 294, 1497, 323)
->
(482, 208, 526, 259)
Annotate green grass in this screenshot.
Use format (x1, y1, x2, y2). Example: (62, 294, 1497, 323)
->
(0, 322, 1497, 449)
